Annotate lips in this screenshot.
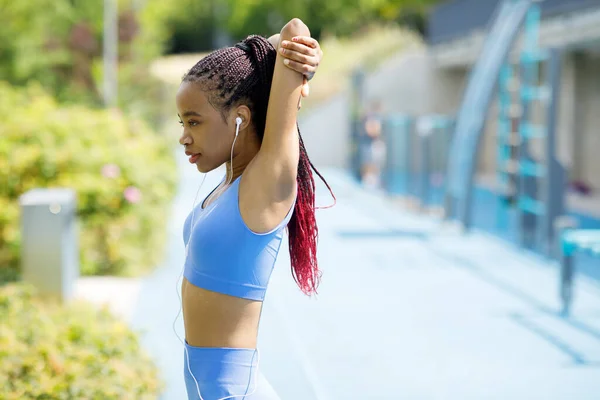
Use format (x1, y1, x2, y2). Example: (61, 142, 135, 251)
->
(188, 153, 200, 164)
(185, 150, 201, 164)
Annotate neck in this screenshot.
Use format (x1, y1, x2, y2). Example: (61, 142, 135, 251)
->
(225, 160, 250, 183)
(225, 137, 260, 183)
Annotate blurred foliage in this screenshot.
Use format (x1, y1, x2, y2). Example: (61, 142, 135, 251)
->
(148, 0, 439, 53)
(0, 0, 169, 124)
(0, 0, 439, 102)
(0, 282, 162, 399)
(0, 82, 178, 279)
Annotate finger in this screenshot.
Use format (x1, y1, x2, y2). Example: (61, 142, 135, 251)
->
(291, 36, 318, 49)
(280, 40, 317, 57)
(283, 58, 317, 76)
(301, 79, 309, 98)
(279, 47, 317, 66)
(301, 85, 309, 98)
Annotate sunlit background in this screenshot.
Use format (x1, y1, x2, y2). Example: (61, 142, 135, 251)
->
(2, 0, 600, 399)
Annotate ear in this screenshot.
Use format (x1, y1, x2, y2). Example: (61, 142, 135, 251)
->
(232, 105, 252, 131)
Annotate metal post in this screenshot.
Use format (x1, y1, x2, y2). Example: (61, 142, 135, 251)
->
(554, 216, 578, 316)
(383, 115, 412, 195)
(19, 189, 79, 303)
(560, 251, 574, 316)
(103, 0, 118, 107)
(417, 117, 434, 210)
(433, 117, 453, 207)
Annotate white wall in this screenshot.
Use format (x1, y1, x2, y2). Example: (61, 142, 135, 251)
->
(363, 50, 434, 114)
(298, 92, 351, 169)
(573, 52, 600, 189)
(299, 49, 438, 169)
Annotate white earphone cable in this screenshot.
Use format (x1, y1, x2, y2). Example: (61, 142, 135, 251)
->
(173, 117, 261, 400)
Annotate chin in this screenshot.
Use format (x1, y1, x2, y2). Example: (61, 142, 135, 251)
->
(195, 161, 216, 174)
(196, 163, 210, 173)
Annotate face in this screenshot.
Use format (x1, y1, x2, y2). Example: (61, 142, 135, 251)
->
(176, 81, 236, 173)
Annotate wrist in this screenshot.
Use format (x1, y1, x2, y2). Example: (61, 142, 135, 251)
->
(268, 34, 280, 48)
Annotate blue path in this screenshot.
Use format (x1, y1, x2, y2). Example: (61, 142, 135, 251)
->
(131, 155, 600, 399)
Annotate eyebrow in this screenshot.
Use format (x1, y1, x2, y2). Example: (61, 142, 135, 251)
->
(179, 111, 202, 118)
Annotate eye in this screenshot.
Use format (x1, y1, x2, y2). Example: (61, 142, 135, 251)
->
(178, 119, 201, 127)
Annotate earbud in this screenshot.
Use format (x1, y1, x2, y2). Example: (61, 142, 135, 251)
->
(235, 117, 242, 137)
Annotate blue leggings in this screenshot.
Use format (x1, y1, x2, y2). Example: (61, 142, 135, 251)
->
(184, 341, 280, 400)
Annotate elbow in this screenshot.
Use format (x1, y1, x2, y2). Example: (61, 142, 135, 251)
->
(281, 18, 310, 38)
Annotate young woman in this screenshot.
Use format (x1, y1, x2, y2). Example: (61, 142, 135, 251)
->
(176, 19, 334, 399)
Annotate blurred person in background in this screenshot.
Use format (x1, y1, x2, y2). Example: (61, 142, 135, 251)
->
(176, 18, 334, 399)
(360, 99, 386, 189)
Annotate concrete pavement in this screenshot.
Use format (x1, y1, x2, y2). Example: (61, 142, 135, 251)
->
(96, 155, 600, 399)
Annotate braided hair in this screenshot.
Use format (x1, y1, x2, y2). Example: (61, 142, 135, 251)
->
(183, 35, 335, 295)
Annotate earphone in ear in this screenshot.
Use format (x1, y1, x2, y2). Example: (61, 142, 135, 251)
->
(234, 117, 242, 138)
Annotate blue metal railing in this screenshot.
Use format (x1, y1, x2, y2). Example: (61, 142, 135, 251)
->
(428, 0, 600, 45)
(382, 114, 454, 207)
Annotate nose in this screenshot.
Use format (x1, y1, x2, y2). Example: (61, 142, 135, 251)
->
(179, 131, 192, 146)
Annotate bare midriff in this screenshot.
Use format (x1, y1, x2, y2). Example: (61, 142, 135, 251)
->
(182, 277, 263, 348)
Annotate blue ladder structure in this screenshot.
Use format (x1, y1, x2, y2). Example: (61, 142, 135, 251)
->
(444, 0, 532, 227)
(516, 2, 547, 249)
(491, 1, 568, 256)
(496, 60, 519, 229)
(515, 3, 567, 255)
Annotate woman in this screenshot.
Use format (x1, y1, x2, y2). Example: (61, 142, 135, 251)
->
(176, 18, 334, 399)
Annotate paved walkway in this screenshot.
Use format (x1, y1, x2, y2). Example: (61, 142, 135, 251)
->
(90, 152, 600, 400)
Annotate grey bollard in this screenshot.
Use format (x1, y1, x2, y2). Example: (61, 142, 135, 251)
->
(19, 188, 79, 303)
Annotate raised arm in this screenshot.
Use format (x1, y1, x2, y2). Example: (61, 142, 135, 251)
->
(240, 19, 309, 232)
(259, 19, 308, 181)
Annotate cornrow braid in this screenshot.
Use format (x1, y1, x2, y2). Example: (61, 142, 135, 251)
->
(183, 35, 335, 296)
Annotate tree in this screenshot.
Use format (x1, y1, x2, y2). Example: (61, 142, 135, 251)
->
(152, 0, 441, 53)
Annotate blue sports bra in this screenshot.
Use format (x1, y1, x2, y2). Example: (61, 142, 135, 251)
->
(183, 175, 296, 301)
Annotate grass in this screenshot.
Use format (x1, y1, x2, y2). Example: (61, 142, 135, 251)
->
(150, 25, 422, 111)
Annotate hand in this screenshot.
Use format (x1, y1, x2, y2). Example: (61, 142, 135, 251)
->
(279, 36, 323, 98)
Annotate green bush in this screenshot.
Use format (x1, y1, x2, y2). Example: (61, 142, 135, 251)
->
(0, 82, 178, 278)
(0, 282, 163, 399)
